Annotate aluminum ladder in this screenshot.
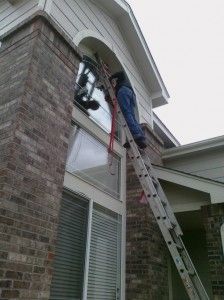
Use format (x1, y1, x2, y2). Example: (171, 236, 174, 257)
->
(96, 57, 210, 300)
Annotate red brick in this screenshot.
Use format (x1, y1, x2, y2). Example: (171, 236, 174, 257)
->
(0, 14, 80, 299)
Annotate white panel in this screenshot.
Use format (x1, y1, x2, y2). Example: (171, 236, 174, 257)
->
(49, 0, 153, 125)
(0, 0, 39, 35)
(50, 1, 79, 38)
(221, 224, 224, 255)
(165, 148, 224, 183)
(0, 0, 153, 125)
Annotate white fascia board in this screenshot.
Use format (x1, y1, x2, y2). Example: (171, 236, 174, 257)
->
(94, 0, 169, 107)
(128, 11, 169, 99)
(163, 135, 224, 160)
(154, 165, 224, 204)
(153, 112, 180, 147)
(92, 0, 129, 17)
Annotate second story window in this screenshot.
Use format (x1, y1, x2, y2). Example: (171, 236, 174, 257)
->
(74, 56, 120, 139)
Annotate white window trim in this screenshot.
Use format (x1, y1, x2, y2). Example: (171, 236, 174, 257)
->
(70, 105, 126, 203)
(64, 97, 126, 300)
(72, 105, 125, 157)
(83, 199, 93, 300)
(221, 223, 224, 256)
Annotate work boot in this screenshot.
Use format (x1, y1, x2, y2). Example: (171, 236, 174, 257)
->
(123, 138, 147, 149)
(134, 138, 147, 149)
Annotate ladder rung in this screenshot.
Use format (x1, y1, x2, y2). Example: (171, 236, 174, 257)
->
(167, 240, 183, 250)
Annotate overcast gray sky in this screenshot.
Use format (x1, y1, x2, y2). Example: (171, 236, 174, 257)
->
(127, 0, 224, 145)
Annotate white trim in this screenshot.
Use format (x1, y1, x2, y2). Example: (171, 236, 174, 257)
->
(163, 135, 224, 160)
(64, 172, 124, 214)
(120, 154, 126, 300)
(73, 106, 125, 157)
(154, 165, 224, 204)
(73, 29, 113, 50)
(128, 10, 169, 98)
(221, 223, 224, 256)
(38, 0, 46, 9)
(73, 30, 142, 117)
(153, 112, 180, 147)
(83, 199, 93, 300)
(92, 0, 169, 105)
(44, 0, 52, 14)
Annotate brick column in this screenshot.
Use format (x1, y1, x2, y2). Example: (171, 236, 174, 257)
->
(202, 204, 224, 300)
(126, 125, 169, 300)
(0, 13, 81, 299)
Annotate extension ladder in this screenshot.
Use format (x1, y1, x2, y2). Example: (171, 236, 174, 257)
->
(96, 57, 210, 300)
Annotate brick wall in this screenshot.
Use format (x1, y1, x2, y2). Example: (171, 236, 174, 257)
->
(126, 125, 169, 300)
(0, 13, 80, 299)
(202, 203, 224, 300)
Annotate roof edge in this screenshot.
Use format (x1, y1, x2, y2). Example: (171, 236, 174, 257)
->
(163, 135, 224, 159)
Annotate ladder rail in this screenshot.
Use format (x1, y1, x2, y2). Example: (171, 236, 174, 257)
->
(96, 56, 210, 300)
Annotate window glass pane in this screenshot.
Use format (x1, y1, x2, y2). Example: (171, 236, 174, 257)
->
(50, 193, 88, 300)
(74, 58, 121, 140)
(87, 204, 122, 300)
(66, 127, 120, 199)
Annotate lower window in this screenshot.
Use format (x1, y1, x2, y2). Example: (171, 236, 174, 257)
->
(66, 126, 121, 199)
(50, 193, 122, 300)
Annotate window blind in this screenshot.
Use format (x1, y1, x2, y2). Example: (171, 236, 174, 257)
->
(50, 193, 88, 300)
(87, 205, 121, 300)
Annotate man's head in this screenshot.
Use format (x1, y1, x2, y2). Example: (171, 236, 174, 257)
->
(109, 71, 126, 87)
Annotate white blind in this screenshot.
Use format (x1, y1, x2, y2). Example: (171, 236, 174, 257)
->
(87, 205, 121, 300)
(50, 193, 88, 300)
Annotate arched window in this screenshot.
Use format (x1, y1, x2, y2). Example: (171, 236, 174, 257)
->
(74, 56, 120, 138)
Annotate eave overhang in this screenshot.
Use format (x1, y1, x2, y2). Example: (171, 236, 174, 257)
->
(92, 0, 170, 108)
(162, 135, 224, 160)
(154, 164, 224, 204)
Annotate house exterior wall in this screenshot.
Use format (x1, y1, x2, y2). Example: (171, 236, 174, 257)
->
(0, 0, 40, 35)
(0, 14, 80, 299)
(163, 147, 224, 184)
(1, 2, 223, 300)
(0, 0, 153, 126)
(48, 0, 153, 125)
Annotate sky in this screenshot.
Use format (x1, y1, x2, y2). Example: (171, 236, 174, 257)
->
(127, 0, 224, 145)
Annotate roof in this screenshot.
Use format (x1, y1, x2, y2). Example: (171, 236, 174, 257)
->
(153, 112, 180, 148)
(154, 164, 224, 204)
(162, 134, 224, 159)
(92, 0, 170, 108)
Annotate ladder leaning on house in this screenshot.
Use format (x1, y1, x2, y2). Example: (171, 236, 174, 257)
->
(96, 56, 210, 300)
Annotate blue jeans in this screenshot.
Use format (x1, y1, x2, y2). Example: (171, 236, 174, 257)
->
(117, 86, 145, 142)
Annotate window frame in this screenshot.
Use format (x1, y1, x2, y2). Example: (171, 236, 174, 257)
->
(74, 57, 122, 141)
(67, 106, 126, 203)
(221, 223, 224, 256)
(64, 81, 126, 300)
(60, 189, 125, 300)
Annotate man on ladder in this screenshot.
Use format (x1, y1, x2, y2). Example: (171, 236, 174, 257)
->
(109, 71, 147, 149)
(96, 56, 210, 300)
